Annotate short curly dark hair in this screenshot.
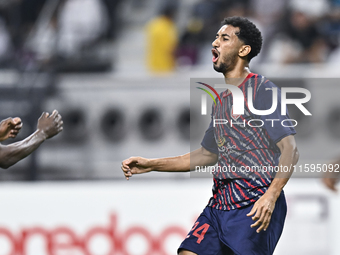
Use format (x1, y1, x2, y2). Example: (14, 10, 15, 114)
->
(221, 16, 262, 62)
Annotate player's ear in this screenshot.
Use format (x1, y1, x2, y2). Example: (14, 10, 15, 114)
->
(239, 45, 251, 58)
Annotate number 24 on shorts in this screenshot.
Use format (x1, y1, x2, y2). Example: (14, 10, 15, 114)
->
(186, 222, 210, 244)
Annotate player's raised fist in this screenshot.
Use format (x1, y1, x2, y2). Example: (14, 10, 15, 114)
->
(121, 157, 153, 180)
(0, 117, 22, 141)
(37, 110, 63, 139)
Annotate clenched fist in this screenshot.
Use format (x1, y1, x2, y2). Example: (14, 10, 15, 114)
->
(37, 110, 63, 139)
(0, 117, 22, 141)
(121, 157, 153, 180)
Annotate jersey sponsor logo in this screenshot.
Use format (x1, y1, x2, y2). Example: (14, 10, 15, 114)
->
(218, 142, 237, 155)
(217, 136, 226, 147)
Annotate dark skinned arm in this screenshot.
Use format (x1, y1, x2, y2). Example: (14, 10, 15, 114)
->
(0, 110, 63, 169)
(0, 117, 22, 141)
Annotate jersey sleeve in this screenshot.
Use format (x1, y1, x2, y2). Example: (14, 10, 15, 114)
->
(254, 80, 296, 143)
(201, 117, 219, 155)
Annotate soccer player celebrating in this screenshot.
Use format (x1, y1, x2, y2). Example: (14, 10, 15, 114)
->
(122, 17, 299, 255)
(0, 110, 63, 169)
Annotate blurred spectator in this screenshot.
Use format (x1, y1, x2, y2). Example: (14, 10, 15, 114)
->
(176, 21, 201, 67)
(323, 0, 340, 63)
(0, 0, 112, 71)
(101, 0, 122, 41)
(189, 0, 223, 43)
(57, 0, 108, 58)
(0, 0, 24, 67)
(0, 0, 339, 69)
(176, 0, 253, 66)
(289, 0, 329, 19)
(0, 17, 11, 66)
(146, 4, 178, 72)
(18, 0, 112, 73)
(282, 10, 328, 63)
(246, 0, 288, 63)
(264, 9, 329, 64)
(249, 0, 287, 27)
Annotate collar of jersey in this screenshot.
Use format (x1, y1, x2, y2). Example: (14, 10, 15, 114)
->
(222, 72, 255, 98)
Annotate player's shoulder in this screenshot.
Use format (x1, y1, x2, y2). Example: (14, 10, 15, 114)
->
(251, 73, 278, 90)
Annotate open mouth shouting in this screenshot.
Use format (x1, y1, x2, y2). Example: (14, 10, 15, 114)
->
(212, 48, 220, 63)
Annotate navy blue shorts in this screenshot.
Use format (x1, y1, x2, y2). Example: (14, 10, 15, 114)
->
(178, 192, 287, 255)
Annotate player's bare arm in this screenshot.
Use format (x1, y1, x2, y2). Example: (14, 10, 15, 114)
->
(247, 135, 299, 233)
(322, 158, 340, 192)
(179, 250, 197, 255)
(0, 110, 63, 169)
(121, 147, 218, 180)
(0, 117, 22, 141)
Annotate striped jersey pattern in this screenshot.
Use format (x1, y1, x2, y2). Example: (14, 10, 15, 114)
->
(206, 73, 296, 210)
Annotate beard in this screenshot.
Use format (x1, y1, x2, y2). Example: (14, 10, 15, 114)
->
(213, 62, 228, 73)
(213, 52, 238, 74)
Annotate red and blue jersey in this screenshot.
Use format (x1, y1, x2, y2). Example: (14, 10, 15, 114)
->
(201, 73, 296, 210)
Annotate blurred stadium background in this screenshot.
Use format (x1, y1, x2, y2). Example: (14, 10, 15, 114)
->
(0, 0, 340, 254)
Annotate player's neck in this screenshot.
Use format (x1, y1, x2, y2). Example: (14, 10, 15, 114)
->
(224, 66, 251, 86)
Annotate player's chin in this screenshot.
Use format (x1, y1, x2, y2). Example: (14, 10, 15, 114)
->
(213, 63, 222, 73)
